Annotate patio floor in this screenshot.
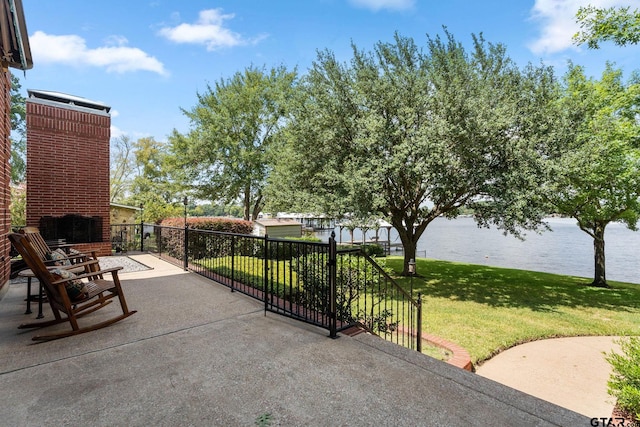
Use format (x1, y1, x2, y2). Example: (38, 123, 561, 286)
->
(0, 254, 588, 426)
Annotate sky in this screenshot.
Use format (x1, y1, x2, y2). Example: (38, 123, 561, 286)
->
(16, 0, 640, 144)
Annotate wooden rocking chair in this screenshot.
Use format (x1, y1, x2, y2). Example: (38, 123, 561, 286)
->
(16, 227, 102, 318)
(8, 233, 137, 341)
(21, 226, 99, 271)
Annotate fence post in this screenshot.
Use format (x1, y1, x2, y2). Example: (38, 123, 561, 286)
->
(140, 221, 144, 252)
(416, 293, 422, 352)
(183, 225, 189, 271)
(328, 231, 337, 338)
(264, 234, 269, 313)
(230, 235, 235, 292)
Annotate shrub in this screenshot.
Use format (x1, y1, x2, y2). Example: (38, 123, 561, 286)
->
(257, 236, 326, 261)
(606, 337, 640, 421)
(159, 217, 254, 259)
(339, 243, 385, 257)
(160, 216, 253, 234)
(292, 252, 397, 334)
(285, 235, 322, 243)
(361, 243, 385, 257)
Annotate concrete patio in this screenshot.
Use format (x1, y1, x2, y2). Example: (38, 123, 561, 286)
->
(0, 254, 589, 426)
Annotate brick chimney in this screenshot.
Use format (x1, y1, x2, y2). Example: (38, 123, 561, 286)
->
(26, 90, 112, 255)
(1, 70, 12, 287)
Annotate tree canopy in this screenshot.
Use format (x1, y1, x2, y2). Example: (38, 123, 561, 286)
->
(110, 135, 136, 203)
(574, 5, 640, 48)
(541, 63, 640, 286)
(9, 74, 26, 184)
(129, 137, 183, 223)
(169, 65, 297, 221)
(267, 31, 558, 274)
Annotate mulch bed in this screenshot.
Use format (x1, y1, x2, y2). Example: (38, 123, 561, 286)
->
(611, 403, 638, 425)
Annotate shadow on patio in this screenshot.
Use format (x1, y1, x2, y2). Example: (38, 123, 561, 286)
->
(0, 255, 587, 426)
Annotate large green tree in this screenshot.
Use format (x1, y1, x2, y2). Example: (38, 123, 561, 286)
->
(543, 63, 640, 287)
(128, 137, 183, 223)
(170, 65, 297, 221)
(9, 74, 26, 184)
(574, 6, 640, 48)
(110, 135, 136, 203)
(9, 75, 27, 226)
(267, 32, 557, 274)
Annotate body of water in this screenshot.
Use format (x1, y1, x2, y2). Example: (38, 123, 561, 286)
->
(317, 217, 640, 284)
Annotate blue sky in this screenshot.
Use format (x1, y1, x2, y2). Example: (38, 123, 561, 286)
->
(17, 0, 640, 143)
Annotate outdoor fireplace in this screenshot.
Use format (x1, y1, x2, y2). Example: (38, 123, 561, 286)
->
(39, 214, 103, 244)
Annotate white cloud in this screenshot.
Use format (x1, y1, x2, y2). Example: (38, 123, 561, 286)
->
(110, 125, 125, 140)
(30, 31, 168, 76)
(158, 8, 266, 51)
(349, 0, 415, 12)
(528, 0, 640, 55)
(104, 35, 129, 47)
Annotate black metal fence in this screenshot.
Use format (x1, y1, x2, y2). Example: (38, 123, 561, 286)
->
(110, 223, 422, 351)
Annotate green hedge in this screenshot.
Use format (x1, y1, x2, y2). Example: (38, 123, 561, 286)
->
(160, 216, 253, 234)
(340, 243, 385, 257)
(159, 217, 255, 259)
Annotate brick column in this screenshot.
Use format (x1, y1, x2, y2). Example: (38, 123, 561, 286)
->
(26, 91, 112, 255)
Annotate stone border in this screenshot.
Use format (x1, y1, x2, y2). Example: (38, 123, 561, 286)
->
(421, 332, 473, 371)
(343, 325, 473, 371)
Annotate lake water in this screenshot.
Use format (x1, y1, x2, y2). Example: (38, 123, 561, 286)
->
(318, 217, 640, 284)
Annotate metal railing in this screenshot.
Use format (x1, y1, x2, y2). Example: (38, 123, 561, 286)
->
(111, 223, 422, 351)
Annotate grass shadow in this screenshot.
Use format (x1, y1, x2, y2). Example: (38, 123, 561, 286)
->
(386, 257, 640, 313)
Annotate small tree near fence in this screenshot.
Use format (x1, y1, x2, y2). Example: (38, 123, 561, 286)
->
(292, 252, 398, 335)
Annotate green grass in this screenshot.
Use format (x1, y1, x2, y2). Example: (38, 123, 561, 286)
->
(193, 256, 302, 297)
(420, 343, 452, 361)
(384, 257, 640, 365)
(193, 253, 640, 365)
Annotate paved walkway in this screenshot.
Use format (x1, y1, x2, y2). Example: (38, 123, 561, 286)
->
(0, 255, 589, 426)
(476, 336, 622, 418)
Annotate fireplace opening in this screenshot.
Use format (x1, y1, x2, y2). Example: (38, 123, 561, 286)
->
(39, 214, 103, 243)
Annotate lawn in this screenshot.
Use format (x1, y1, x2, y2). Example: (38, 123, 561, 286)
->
(383, 256, 640, 365)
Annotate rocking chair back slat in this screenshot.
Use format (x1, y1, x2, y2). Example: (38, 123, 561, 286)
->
(12, 231, 66, 308)
(21, 226, 100, 274)
(21, 226, 51, 260)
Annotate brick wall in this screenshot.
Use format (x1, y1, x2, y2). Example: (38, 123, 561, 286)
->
(0, 69, 11, 291)
(26, 93, 112, 255)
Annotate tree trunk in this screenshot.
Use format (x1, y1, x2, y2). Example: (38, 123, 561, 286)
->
(243, 185, 250, 221)
(591, 221, 608, 287)
(251, 193, 263, 223)
(394, 219, 419, 276)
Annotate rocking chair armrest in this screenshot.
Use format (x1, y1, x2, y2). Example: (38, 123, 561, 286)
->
(64, 253, 90, 261)
(43, 254, 96, 263)
(60, 259, 100, 270)
(63, 251, 99, 262)
(70, 266, 123, 281)
(50, 266, 123, 285)
(44, 259, 100, 270)
(69, 250, 98, 258)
